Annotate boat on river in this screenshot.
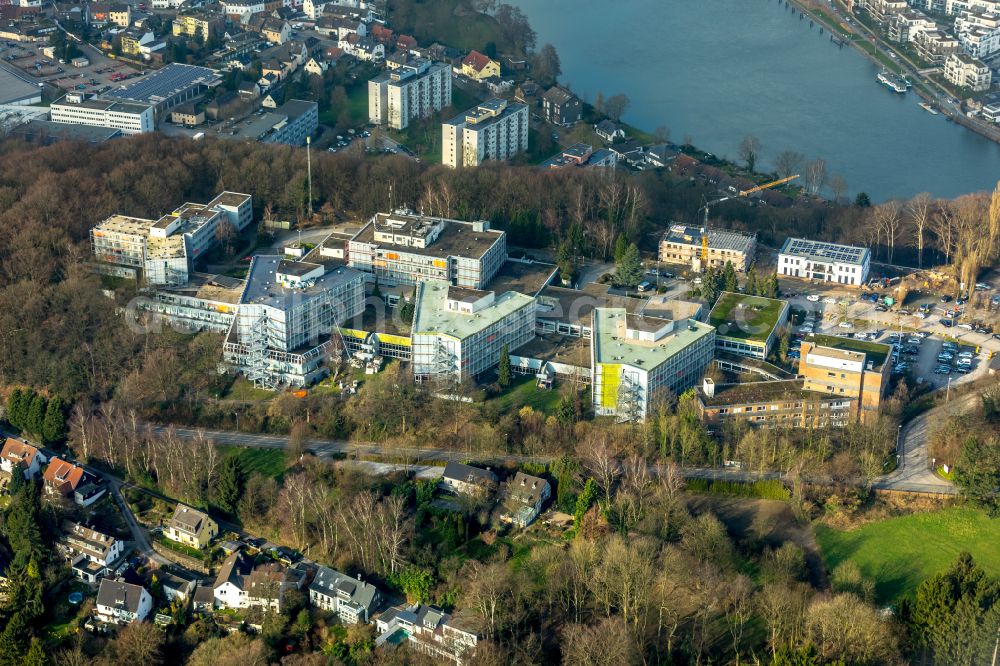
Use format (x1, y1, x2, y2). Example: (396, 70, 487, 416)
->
(877, 70, 908, 93)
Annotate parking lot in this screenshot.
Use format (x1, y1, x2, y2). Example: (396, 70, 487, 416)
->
(0, 41, 139, 98)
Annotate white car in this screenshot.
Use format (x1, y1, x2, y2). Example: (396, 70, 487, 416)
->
(915, 331, 929, 338)
(839, 321, 853, 328)
(958, 323, 974, 330)
(806, 294, 820, 302)
(823, 297, 837, 304)
(959, 351, 974, 359)
(957, 357, 972, 366)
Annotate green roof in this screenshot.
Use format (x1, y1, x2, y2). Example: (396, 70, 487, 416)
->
(412, 280, 535, 341)
(593, 308, 715, 372)
(708, 292, 788, 343)
(808, 334, 891, 370)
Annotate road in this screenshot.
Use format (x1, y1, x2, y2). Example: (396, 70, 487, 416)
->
(875, 391, 979, 494)
(101, 473, 171, 566)
(152, 420, 958, 495)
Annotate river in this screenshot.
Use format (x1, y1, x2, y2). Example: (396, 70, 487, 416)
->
(510, 0, 1000, 201)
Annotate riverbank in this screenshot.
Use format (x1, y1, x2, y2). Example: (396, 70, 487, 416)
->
(787, 0, 1000, 146)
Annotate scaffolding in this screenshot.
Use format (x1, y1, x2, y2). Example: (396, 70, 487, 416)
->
(429, 337, 458, 390)
(616, 371, 643, 423)
(246, 313, 276, 390)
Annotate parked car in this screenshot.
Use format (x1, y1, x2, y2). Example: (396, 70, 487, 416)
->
(636, 281, 653, 292)
(838, 321, 853, 328)
(806, 294, 820, 302)
(823, 297, 837, 304)
(958, 323, 974, 330)
(941, 318, 954, 327)
(941, 295, 952, 303)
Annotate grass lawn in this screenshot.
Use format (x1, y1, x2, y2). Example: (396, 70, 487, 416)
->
(809, 333, 890, 368)
(222, 377, 275, 402)
(492, 376, 565, 414)
(218, 445, 287, 480)
(815, 507, 1000, 603)
(709, 292, 787, 342)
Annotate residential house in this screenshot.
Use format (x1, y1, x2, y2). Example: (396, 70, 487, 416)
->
(119, 28, 155, 56)
(205, 91, 244, 120)
(309, 566, 382, 624)
(237, 80, 260, 98)
(213, 552, 306, 612)
(459, 50, 500, 81)
(172, 11, 223, 41)
(109, 3, 131, 27)
(340, 33, 383, 60)
(96, 579, 153, 625)
(43, 457, 105, 506)
(165, 504, 218, 549)
(376, 604, 479, 665)
(262, 18, 290, 44)
(261, 90, 284, 108)
(170, 103, 204, 126)
(0, 438, 46, 480)
(594, 119, 625, 142)
(192, 584, 215, 613)
(610, 140, 645, 166)
(160, 569, 199, 602)
(304, 56, 327, 75)
(541, 85, 581, 126)
(540, 143, 617, 170)
(500, 472, 551, 528)
(59, 521, 126, 583)
(644, 143, 679, 168)
(440, 461, 498, 497)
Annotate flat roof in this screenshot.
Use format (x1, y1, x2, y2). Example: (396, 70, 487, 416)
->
(208, 191, 252, 208)
(536, 283, 648, 328)
(806, 334, 891, 371)
(242, 255, 361, 311)
(780, 237, 869, 266)
(351, 215, 503, 261)
(663, 224, 756, 253)
(13, 119, 120, 143)
(105, 63, 221, 104)
(53, 95, 153, 116)
(445, 99, 527, 130)
(708, 291, 788, 343)
(593, 307, 714, 372)
(0, 64, 41, 105)
(699, 378, 836, 407)
(412, 280, 534, 341)
(487, 260, 555, 297)
(513, 333, 591, 369)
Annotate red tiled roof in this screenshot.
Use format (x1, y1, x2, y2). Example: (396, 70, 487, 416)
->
(43, 457, 85, 495)
(461, 50, 493, 73)
(1, 438, 40, 469)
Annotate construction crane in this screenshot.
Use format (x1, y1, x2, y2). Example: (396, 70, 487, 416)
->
(698, 174, 800, 264)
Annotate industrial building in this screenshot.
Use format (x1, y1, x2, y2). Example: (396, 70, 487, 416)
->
(708, 292, 789, 361)
(223, 257, 366, 388)
(777, 238, 871, 287)
(50, 93, 154, 135)
(591, 308, 715, 422)
(411, 280, 536, 384)
(442, 98, 529, 168)
(798, 335, 892, 422)
(103, 63, 223, 116)
(658, 224, 757, 272)
(347, 210, 507, 289)
(368, 59, 452, 130)
(239, 99, 318, 145)
(0, 64, 42, 105)
(90, 192, 253, 286)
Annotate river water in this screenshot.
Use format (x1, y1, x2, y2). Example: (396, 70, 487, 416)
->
(511, 0, 1000, 200)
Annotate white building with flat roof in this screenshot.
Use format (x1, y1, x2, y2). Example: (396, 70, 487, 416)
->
(442, 98, 528, 168)
(943, 52, 992, 90)
(591, 308, 716, 422)
(50, 93, 154, 135)
(91, 192, 253, 286)
(369, 59, 452, 130)
(777, 238, 871, 287)
(223, 257, 366, 387)
(411, 280, 535, 383)
(347, 210, 506, 289)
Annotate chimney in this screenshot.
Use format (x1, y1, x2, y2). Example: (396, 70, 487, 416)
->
(703, 377, 715, 398)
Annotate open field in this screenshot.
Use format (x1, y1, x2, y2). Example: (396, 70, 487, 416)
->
(218, 445, 287, 480)
(815, 507, 1000, 603)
